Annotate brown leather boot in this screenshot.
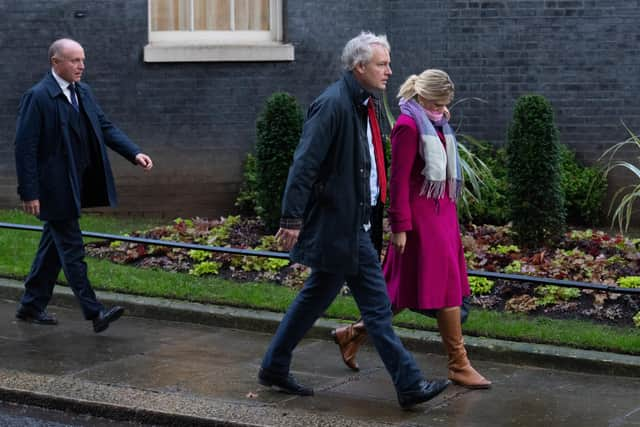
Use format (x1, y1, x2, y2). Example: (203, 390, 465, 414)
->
(331, 320, 367, 371)
(437, 307, 491, 389)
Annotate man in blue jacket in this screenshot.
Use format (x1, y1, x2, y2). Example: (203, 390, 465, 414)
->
(258, 32, 449, 409)
(14, 38, 153, 333)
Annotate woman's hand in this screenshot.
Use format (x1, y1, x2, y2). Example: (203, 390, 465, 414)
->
(391, 231, 407, 254)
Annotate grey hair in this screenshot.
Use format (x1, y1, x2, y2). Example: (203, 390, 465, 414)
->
(341, 31, 390, 70)
(48, 38, 81, 62)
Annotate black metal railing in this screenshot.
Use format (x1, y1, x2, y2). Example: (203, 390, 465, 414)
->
(1, 221, 639, 295)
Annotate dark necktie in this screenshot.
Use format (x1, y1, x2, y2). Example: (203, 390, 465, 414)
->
(68, 83, 79, 111)
(367, 97, 387, 203)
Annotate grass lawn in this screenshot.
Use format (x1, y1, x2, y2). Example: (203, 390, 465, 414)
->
(1, 209, 638, 355)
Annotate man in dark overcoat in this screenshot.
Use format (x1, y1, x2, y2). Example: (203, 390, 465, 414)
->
(14, 38, 153, 333)
(257, 32, 450, 409)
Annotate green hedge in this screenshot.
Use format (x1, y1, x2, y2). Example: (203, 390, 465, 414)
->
(506, 95, 566, 247)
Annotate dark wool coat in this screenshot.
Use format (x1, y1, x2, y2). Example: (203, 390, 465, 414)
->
(281, 72, 385, 274)
(15, 72, 141, 220)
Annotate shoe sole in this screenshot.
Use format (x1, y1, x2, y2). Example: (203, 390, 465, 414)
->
(399, 381, 450, 409)
(15, 313, 58, 325)
(258, 377, 314, 396)
(455, 382, 492, 389)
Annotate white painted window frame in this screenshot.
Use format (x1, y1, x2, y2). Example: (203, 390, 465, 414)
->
(144, 0, 294, 62)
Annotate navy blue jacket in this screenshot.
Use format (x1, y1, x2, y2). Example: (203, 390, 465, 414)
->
(281, 72, 384, 274)
(15, 72, 141, 220)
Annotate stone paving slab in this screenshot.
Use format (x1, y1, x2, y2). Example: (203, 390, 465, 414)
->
(1, 279, 639, 426)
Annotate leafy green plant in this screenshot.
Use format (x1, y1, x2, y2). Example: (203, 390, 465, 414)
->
(599, 122, 640, 232)
(189, 261, 221, 277)
(606, 255, 625, 265)
(231, 256, 289, 273)
(255, 92, 304, 232)
(230, 235, 289, 273)
(634, 312, 640, 328)
(559, 144, 607, 227)
(506, 95, 566, 248)
(561, 248, 585, 257)
(535, 285, 581, 307)
(206, 215, 240, 245)
(504, 260, 522, 274)
(235, 153, 259, 215)
(458, 140, 606, 227)
(458, 138, 509, 225)
(488, 244, 520, 255)
(188, 250, 211, 263)
(174, 218, 193, 227)
(616, 276, 640, 289)
(469, 276, 495, 295)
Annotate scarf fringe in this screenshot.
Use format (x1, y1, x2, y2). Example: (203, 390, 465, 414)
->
(420, 178, 464, 201)
(399, 98, 463, 202)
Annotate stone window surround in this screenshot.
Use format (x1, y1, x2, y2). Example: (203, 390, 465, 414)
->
(144, 0, 294, 63)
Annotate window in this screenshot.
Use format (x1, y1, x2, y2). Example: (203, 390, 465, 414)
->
(144, 0, 294, 62)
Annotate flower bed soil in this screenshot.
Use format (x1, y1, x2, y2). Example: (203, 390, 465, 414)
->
(85, 217, 640, 327)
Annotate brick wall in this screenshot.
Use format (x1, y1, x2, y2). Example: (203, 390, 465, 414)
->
(1, 0, 639, 218)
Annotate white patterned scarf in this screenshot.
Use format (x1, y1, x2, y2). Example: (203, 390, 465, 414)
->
(399, 98, 463, 200)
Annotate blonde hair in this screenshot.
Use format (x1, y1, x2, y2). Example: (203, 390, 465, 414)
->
(397, 69, 455, 102)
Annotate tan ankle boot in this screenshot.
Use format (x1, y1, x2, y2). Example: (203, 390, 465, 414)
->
(437, 307, 491, 389)
(331, 320, 367, 371)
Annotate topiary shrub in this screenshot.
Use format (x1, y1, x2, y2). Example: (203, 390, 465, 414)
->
(506, 94, 566, 248)
(235, 153, 258, 216)
(458, 137, 606, 228)
(255, 93, 303, 232)
(559, 144, 607, 227)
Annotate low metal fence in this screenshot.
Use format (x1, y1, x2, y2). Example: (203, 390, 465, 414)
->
(1, 221, 639, 295)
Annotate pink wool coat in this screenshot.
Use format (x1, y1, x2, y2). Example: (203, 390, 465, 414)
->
(383, 114, 470, 310)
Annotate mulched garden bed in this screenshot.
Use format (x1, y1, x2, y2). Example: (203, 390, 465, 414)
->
(85, 216, 640, 328)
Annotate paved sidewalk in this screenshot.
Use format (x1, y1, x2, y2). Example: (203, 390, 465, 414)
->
(1, 278, 639, 426)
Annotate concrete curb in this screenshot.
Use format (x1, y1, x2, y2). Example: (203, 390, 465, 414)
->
(2, 279, 639, 379)
(0, 368, 367, 427)
(0, 387, 251, 427)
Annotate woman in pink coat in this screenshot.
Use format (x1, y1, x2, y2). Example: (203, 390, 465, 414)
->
(332, 69, 490, 389)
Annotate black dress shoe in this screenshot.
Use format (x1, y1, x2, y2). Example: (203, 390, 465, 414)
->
(15, 305, 58, 325)
(92, 306, 124, 333)
(397, 379, 450, 409)
(258, 368, 314, 396)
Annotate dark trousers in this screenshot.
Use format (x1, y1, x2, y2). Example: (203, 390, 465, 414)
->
(261, 230, 424, 393)
(20, 219, 103, 320)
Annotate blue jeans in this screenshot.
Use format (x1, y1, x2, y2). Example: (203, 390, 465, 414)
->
(21, 219, 104, 320)
(261, 230, 424, 393)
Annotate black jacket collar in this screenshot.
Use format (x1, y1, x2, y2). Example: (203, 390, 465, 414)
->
(343, 71, 375, 106)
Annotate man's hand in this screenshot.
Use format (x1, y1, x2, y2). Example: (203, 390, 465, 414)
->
(135, 153, 153, 171)
(23, 199, 40, 217)
(275, 227, 300, 251)
(390, 231, 407, 254)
